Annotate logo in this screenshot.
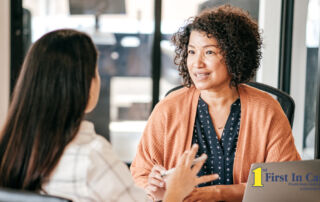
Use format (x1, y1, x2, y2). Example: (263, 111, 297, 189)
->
(252, 167, 263, 187)
(251, 167, 320, 191)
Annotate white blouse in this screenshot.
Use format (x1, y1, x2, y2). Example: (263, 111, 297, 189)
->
(42, 121, 149, 202)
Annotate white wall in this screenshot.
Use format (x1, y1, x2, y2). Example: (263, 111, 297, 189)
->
(0, 0, 10, 129)
(290, 0, 309, 154)
(257, 0, 282, 88)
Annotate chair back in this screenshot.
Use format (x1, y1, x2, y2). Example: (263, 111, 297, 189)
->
(165, 82, 295, 127)
(247, 82, 294, 127)
(0, 187, 72, 202)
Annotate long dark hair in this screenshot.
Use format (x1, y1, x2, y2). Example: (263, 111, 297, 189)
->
(0, 29, 97, 191)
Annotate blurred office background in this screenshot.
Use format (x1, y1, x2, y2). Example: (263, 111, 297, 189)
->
(0, 0, 319, 163)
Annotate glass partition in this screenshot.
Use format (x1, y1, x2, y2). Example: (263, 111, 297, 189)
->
(302, 0, 320, 159)
(23, 0, 154, 163)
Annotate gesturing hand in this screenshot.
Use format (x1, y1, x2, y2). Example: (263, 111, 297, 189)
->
(164, 144, 219, 202)
(146, 165, 166, 201)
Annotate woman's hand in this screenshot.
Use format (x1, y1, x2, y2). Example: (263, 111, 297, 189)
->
(184, 186, 218, 202)
(146, 165, 166, 201)
(164, 144, 219, 202)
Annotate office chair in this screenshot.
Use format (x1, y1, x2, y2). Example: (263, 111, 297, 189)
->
(165, 82, 295, 127)
(0, 187, 72, 202)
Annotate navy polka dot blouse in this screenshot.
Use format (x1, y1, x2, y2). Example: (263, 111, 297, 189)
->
(192, 97, 241, 186)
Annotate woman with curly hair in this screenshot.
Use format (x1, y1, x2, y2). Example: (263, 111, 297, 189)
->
(131, 5, 300, 201)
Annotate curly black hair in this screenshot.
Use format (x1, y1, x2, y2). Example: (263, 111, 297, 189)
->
(172, 4, 262, 87)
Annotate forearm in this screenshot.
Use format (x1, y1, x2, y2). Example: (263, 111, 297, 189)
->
(185, 183, 246, 202)
(215, 183, 246, 202)
(163, 190, 183, 202)
(130, 162, 152, 188)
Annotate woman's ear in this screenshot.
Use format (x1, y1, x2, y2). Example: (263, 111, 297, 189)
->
(85, 90, 93, 113)
(85, 69, 101, 113)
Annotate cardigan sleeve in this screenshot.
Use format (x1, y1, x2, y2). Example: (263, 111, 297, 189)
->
(130, 103, 166, 188)
(265, 111, 301, 162)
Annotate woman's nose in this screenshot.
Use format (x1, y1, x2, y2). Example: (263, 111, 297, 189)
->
(193, 54, 205, 68)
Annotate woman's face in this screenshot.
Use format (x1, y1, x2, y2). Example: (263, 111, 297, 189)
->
(187, 31, 231, 91)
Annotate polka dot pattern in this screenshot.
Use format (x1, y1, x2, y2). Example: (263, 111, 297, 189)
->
(192, 97, 241, 186)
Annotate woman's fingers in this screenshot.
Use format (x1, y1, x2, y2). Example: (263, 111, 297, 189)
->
(176, 151, 188, 167)
(146, 184, 158, 192)
(196, 174, 219, 185)
(176, 145, 195, 168)
(185, 144, 199, 166)
(191, 153, 207, 174)
(150, 165, 166, 179)
(176, 144, 200, 168)
(151, 165, 166, 174)
(149, 177, 165, 187)
(149, 170, 163, 181)
(148, 165, 166, 188)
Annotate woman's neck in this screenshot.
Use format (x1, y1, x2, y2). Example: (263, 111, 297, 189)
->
(200, 84, 239, 109)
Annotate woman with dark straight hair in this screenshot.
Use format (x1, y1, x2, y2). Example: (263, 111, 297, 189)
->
(0, 29, 98, 190)
(0, 29, 217, 201)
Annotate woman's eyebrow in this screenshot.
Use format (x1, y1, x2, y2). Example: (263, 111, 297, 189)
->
(188, 44, 219, 48)
(203, 44, 219, 48)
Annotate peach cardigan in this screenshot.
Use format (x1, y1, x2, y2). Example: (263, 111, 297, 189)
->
(131, 84, 301, 188)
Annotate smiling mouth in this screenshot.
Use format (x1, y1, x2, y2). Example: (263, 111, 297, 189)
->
(194, 73, 210, 80)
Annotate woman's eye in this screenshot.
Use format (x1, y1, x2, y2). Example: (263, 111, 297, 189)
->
(206, 50, 215, 55)
(188, 50, 195, 54)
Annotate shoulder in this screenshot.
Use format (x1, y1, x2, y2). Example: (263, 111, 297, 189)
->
(65, 121, 116, 163)
(238, 84, 290, 128)
(153, 86, 197, 114)
(70, 122, 132, 183)
(239, 84, 283, 111)
(69, 121, 110, 149)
